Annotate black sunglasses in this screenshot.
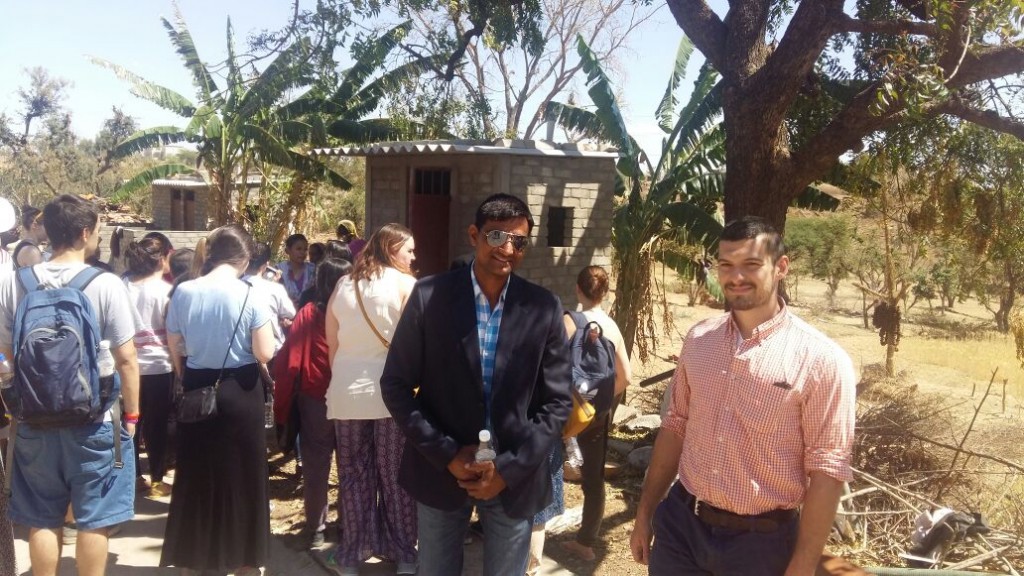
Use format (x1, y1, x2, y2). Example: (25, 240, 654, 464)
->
(484, 229, 529, 251)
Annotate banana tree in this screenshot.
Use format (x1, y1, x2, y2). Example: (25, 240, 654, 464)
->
(545, 35, 725, 362)
(94, 13, 436, 227)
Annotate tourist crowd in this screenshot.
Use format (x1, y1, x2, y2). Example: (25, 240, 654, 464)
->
(0, 191, 854, 576)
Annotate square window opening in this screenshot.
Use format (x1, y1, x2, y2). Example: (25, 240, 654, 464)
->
(547, 206, 573, 248)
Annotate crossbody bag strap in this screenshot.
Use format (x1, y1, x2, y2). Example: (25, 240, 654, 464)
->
(215, 283, 252, 387)
(355, 279, 389, 349)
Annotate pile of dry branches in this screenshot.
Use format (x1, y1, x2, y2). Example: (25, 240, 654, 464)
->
(834, 370, 1023, 572)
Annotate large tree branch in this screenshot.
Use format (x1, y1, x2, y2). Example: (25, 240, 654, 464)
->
(750, 1, 844, 129)
(665, 0, 726, 70)
(933, 98, 1024, 140)
(788, 83, 901, 196)
(834, 13, 938, 36)
(946, 44, 1024, 89)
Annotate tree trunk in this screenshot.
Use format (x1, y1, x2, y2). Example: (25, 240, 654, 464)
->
(719, 79, 805, 232)
(885, 342, 896, 377)
(611, 247, 653, 363)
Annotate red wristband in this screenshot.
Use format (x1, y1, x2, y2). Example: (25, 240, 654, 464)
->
(124, 412, 140, 424)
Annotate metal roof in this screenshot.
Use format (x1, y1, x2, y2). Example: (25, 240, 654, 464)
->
(151, 179, 209, 188)
(311, 139, 620, 159)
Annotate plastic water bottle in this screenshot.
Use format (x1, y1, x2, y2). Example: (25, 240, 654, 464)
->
(97, 340, 116, 401)
(475, 430, 496, 463)
(0, 353, 14, 390)
(264, 399, 275, 429)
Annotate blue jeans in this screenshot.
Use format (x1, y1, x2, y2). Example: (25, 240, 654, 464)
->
(417, 497, 531, 576)
(649, 483, 798, 575)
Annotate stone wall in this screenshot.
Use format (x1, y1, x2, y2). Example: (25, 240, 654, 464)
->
(364, 153, 616, 306)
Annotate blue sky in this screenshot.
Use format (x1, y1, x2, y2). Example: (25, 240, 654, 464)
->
(0, 1, 718, 156)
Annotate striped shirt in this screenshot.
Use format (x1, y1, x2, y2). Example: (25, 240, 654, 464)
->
(470, 265, 509, 430)
(662, 302, 856, 515)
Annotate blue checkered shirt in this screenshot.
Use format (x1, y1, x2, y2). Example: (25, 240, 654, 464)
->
(471, 265, 510, 430)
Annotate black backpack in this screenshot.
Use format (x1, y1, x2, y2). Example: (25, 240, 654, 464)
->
(565, 310, 617, 416)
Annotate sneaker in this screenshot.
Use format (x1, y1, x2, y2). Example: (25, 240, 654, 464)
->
(397, 562, 417, 574)
(310, 529, 326, 548)
(150, 481, 173, 497)
(62, 523, 77, 545)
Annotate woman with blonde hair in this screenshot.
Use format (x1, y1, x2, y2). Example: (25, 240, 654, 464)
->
(325, 223, 417, 575)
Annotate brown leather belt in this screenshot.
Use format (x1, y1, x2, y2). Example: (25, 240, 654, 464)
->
(678, 484, 798, 533)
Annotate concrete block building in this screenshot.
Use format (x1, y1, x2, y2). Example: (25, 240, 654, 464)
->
(150, 179, 211, 231)
(314, 139, 619, 306)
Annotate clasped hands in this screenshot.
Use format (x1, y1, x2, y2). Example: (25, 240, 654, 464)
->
(447, 445, 506, 500)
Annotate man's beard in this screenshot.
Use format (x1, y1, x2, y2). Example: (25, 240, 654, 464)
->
(724, 284, 772, 311)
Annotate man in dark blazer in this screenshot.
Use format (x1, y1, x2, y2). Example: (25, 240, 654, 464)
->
(382, 193, 572, 576)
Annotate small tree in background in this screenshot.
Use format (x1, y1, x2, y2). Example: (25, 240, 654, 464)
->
(785, 215, 855, 308)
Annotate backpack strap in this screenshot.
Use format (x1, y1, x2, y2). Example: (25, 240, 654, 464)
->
(68, 266, 105, 292)
(3, 418, 16, 496)
(111, 400, 123, 469)
(15, 266, 41, 293)
(565, 310, 588, 331)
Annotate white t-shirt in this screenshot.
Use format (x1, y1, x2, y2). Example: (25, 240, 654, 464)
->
(124, 276, 173, 375)
(245, 275, 296, 353)
(326, 267, 416, 421)
(0, 262, 140, 351)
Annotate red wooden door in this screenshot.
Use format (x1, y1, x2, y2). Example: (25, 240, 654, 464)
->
(408, 168, 451, 277)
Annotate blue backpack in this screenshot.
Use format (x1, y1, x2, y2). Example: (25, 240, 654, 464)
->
(8, 266, 117, 427)
(565, 310, 617, 416)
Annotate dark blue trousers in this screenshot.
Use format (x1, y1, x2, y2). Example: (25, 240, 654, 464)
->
(649, 483, 799, 575)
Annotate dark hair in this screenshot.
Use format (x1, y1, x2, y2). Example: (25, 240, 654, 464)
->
(43, 195, 98, 251)
(474, 193, 534, 234)
(309, 242, 326, 263)
(201, 224, 253, 275)
(20, 206, 41, 230)
(577, 265, 610, 302)
(285, 233, 308, 250)
(314, 258, 351, 310)
(323, 239, 352, 263)
(125, 238, 166, 279)
(169, 248, 195, 278)
(353, 223, 414, 281)
(720, 216, 786, 262)
(247, 241, 272, 274)
(336, 223, 352, 239)
(142, 231, 173, 256)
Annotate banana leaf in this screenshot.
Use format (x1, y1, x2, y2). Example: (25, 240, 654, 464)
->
(110, 164, 198, 202)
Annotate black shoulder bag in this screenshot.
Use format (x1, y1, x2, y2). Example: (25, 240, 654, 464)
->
(176, 284, 252, 424)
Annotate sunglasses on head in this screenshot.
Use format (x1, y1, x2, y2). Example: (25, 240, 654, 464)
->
(484, 229, 529, 251)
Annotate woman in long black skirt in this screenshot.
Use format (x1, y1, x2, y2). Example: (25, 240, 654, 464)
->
(161, 225, 276, 575)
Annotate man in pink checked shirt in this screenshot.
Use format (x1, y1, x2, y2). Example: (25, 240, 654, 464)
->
(630, 216, 857, 576)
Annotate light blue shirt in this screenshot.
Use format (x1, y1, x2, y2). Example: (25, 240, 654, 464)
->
(166, 277, 271, 369)
(470, 264, 510, 430)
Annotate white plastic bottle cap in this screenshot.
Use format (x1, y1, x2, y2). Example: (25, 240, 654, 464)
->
(478, 430, 491, 443)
